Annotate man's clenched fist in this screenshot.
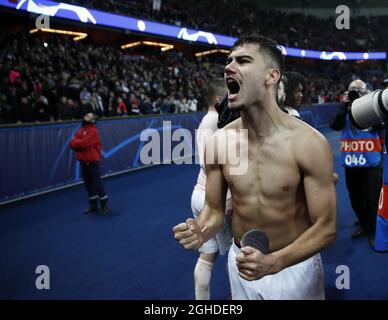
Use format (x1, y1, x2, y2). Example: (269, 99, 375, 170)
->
(173, 218, 204, 250)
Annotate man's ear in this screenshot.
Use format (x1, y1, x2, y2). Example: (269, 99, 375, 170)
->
(265, 69, 281, 87)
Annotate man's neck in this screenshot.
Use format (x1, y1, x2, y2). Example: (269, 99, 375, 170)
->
(240, 98, 283, 140)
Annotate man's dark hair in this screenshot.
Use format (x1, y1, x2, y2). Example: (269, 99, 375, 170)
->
(284, 71, 306, 108)
(231, 34, 284, 83)
(203, 77, 226, 108)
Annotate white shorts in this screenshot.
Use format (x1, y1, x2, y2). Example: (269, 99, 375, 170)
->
(228, 242, 325, 300)
(191, 188, 233, 256)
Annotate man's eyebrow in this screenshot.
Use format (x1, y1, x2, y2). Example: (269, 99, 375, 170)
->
(236, 55, 254, 60)
(226, 55, 253, 63)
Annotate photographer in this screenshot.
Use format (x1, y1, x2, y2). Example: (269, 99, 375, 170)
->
(330, 80, 383, 245)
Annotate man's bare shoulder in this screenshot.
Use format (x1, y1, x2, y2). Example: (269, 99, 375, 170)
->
(287, 117, 327, 145)
(289, 118, 333, 170)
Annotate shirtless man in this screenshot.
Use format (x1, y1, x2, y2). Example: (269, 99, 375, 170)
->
(173, 35, 336, 300)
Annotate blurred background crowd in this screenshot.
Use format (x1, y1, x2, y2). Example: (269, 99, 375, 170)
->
(0, 0, 387, 124)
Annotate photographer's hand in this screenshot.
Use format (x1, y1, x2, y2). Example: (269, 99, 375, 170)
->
(342, 91, 349, 103)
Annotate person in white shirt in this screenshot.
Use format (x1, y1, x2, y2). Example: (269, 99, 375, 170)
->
(191, 78, 233, 300)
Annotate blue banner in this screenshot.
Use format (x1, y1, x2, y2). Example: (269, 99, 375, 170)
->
(0, 113, 203, 204)
(300, 103, 339, 128)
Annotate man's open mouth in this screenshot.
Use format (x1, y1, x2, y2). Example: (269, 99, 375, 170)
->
(226, 77, 240, 100)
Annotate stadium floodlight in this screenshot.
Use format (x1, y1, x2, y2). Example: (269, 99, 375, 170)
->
(121, 41, 174, 52)
(195, 49, 230, 57)
(29, 28, 87, 41)
(161, 45, 174, 52)
(121, 41, 142, 49)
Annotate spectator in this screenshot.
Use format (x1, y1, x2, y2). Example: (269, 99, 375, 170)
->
(6, 86, 19, 123)
(92, 91, 105, 117)
(140, 96, 154, 114)
(284, 71, 306, 118)
(178, 97, 189, 113)
(19, 96, 34, 123)
(57, 96, 72, 121)
(129, 93, 140, 115)
(117, 97, 128, 115)
(80, 87, 91, 105)
(34, 95, 51, 122)
(188, 95, 198, 112)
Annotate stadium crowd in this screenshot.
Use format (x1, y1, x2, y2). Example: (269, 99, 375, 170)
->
(70, 0, 388, 51)
(0, 1, 387, 124)
(0, 31, 224, 124)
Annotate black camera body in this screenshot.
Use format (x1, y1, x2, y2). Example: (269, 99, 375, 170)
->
(348, 90, 361, 102)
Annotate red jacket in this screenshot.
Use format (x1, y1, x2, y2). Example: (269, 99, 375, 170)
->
(70, 124, 102, 162)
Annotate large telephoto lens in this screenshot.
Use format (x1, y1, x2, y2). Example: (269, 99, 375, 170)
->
(350, 89, 388, 129)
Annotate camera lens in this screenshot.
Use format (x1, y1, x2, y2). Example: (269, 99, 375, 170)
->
(350, 89, 388, 129)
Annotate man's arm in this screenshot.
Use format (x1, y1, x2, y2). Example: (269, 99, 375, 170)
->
(273, 131, 337, 271)
(196, 154, 228, 242)
(173, 133, 227, 250)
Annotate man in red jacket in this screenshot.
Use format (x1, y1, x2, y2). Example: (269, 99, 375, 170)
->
(70, 113, 109, 214)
